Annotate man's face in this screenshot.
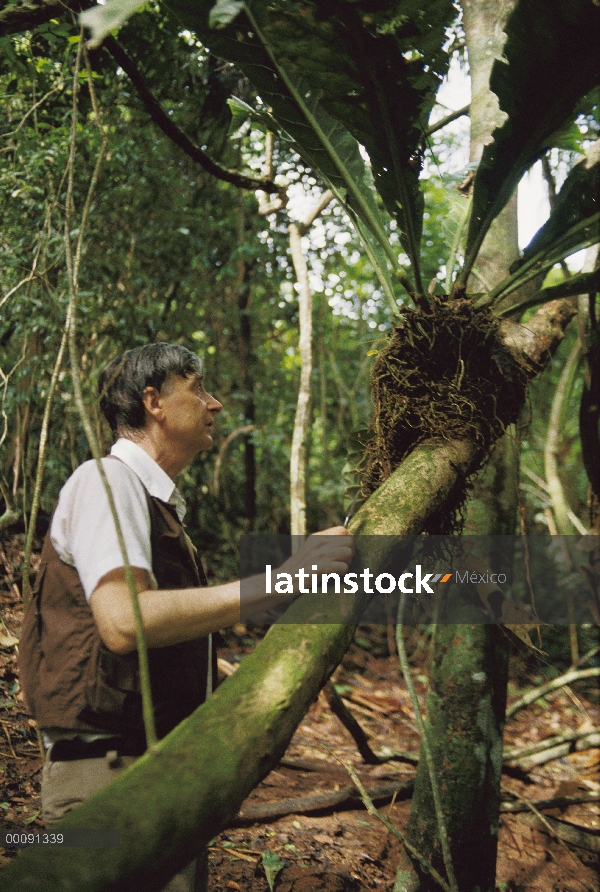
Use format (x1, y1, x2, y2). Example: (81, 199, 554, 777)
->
(158, 372, 222, 456)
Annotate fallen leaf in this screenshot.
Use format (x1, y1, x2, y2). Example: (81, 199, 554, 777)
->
(505, 625, 545, 652)
(313, 833, 334, 845)
(262, 850, 285, 892)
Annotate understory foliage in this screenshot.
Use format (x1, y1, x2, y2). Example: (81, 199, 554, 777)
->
(0, 8, 414, 570)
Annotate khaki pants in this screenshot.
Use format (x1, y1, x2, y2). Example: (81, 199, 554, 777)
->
(42, 752, 207, 892)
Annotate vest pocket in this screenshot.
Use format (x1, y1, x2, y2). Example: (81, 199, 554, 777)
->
(79, 645, 143, 733)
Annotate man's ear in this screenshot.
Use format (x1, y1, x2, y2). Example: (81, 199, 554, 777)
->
(142, 386, 163, 422)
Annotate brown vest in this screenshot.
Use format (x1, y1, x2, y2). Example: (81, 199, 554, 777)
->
(19, 490, 213, 740)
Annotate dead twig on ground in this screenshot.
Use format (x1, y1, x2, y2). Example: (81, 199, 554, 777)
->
(323, 681, 398, 765)
(506, 667, 600, 718)
(336, 756, 452, 892)
(0, 721, 17, 759)
(515, 811, 600, 854)
(503, 728, 600, 770)
(500, 791, 600, 813)
(231, 778, 414, 826)
(503, 727, 600, 761)
(508, 793, 583, 868)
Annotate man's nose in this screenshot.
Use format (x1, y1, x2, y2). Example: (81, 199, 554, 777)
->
(208, 395, 223, 413)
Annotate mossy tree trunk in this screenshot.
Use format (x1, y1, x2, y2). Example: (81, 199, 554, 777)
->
(402, 5, 524, 890)
(404, 433, 520, 892)
(405, 624, 509, 892)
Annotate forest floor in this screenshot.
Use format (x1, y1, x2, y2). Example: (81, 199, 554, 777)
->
(0, 532, 599, 891)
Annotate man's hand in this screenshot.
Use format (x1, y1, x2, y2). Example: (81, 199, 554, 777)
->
(281, 526, 354, 584)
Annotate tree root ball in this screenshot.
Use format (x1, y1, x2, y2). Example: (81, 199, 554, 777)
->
(362, 297, 529, 532)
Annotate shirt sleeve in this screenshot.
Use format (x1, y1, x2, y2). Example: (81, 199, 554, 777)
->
(50, 458, 154, 601)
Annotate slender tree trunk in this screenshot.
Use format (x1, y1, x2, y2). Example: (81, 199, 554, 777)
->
(237, 271, 257, 529)
(231, 195, 257, 528)
(578, 244, 600, 532)
(576, 245, 600, 637)
(289, 191, 334, 537)
(544, 338, 582, 664)
(545, 339, 581, 536)
(289, 221, 312, 537)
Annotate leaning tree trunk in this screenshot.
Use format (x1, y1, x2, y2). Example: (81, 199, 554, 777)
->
(0, 302, 574, 892)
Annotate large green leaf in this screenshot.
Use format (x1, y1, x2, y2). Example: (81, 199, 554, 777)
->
(456, 0, 600, 291)
(168, 0, 455, 295)
(514, 146, 600, 268)
(228, 96, 406, 308)
(496, 267, 600, 318)
(241, 9, 409, 287)
(79, 0, 147, 47)
(441, 191, 472, 294)
(485, 144, 600, 306)
(351, 216, 405, 315)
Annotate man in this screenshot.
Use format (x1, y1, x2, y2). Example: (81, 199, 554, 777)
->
(19, 343, 352, 890)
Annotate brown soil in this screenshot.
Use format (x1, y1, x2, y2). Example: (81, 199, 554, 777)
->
(1, 532, 599, 891)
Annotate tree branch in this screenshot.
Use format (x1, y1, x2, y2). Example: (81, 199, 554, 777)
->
(231, 778, 414, 826)
(426, 104, 470, 137)
(211, 424, 256, 497)
(2, 299, 578, 890)
(503, 727, 600, 762)
(506, 666, 600, 718)
(500, 791, 600, 814)
(0, 0, 83, 37)
(102, 36, 278, 193)
(298, 189, 335, 234)
(498, 298, 578, 378)
(515, 813, 600, 854)
(322, 680, 384, 765)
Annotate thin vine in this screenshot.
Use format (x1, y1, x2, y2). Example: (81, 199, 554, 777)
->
(21, 326, 68, 609)
(330, 752, 452, 892)
(62, 34, 157, 748)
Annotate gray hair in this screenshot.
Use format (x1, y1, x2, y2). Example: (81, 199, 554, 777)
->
(98, 343, 203, 436)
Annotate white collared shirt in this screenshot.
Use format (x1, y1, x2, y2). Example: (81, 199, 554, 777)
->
(50, 438, 186, 601)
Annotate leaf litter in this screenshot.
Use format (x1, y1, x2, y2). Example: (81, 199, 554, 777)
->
(0, 533, 598, 891)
